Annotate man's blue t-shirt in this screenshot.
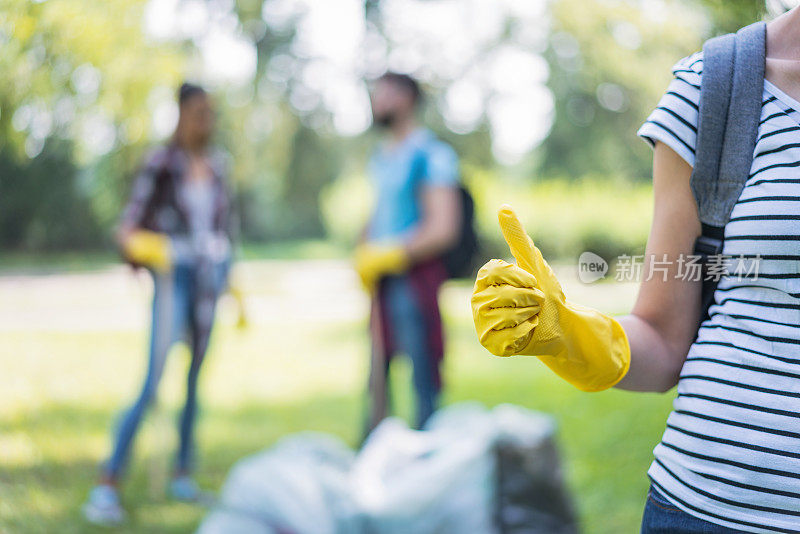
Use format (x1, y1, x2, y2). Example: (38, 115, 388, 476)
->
(368, 129, 459, 241)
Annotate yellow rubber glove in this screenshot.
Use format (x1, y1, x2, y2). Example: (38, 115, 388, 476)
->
(354, 242, 409, 293)
(123, 230, 172, 273)
(227, 279, 249, 330)
(471, 205, 630, 392)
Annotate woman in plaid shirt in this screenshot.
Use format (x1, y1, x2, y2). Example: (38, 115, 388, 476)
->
(84, 83, 237, 525)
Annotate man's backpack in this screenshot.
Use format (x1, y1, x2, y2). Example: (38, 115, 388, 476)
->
(692, 21, 766, 324)
(412, 148, 480, 279)
(441, 184, 479, 279)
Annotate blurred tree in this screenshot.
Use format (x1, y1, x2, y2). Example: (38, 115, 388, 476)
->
(699, 0, 767, 33)
(539, 0, 767, 182)
(229, 0, 347, 240)
(0, 0, 183, 250)
(0, 139, 102, 249)
(0, 0, 779, 252)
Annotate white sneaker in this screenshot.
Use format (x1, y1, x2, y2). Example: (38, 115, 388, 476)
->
(169, 475, 201, 502)
(83, 484, 125, 525)
(169, 476, 214, 505)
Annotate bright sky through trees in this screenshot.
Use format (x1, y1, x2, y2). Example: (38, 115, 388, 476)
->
(144, 0, 553, 163)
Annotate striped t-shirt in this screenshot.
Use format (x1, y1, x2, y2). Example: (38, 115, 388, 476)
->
(638, 52, 800, 533)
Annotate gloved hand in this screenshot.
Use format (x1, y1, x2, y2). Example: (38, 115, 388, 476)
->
(123, 230, 172, 273)
(354, 242, 409, 293)
(471, 205, 630, 392)
(227, 279, 249, 330)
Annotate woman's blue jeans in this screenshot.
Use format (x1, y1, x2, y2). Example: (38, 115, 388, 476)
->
(641, 486, 748, 533)
(105, 262, 227, 479)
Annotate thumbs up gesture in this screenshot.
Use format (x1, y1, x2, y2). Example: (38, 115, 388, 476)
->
(471, 205, 630, 392)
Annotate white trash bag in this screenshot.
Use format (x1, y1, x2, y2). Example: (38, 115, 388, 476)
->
(198, 403, 576, 534)
(351, 404, 496, 534)
(197, 432, 360, 534)
(351, 402, 569, 534)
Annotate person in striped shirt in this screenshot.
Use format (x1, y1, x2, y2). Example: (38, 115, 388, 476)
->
(471, 7, 800, 534)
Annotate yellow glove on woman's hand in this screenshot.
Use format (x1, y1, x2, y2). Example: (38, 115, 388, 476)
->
(471, 205, 630, 392)
(354, 242, 409, 292)
(227, 281, 249, 330)
(123, 230, 172, 273)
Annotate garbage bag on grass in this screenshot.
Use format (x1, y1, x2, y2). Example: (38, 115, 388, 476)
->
(197, 432, 360, 534)
(197, 403, 577, 534)
(353, 403, 577, 534)
(489, 405, 579, 534)
(351, 412, 496, 533)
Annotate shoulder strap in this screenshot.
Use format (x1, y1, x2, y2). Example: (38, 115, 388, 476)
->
(717, 22, 767, 222)
(691, 21, 766, 325)
(691, 21, 766, 231)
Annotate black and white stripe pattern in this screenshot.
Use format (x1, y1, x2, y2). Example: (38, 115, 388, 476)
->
(639, 52, 800, 533)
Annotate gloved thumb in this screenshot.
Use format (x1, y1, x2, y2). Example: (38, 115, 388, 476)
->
(498, 204, 538, 276)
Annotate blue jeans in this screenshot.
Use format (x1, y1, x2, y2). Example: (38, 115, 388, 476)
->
(641, 486, 748, 533)
(382, 276, 440, 429)
(105, 262, 228, 479)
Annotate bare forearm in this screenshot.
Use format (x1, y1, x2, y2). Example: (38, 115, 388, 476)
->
(615, 314, 687, 392)
(614, 265, 700, 393)
(405, 224, 458, 263)
(115, 224, 136, 250)
(404, 185, 460, 264)
(610, 142, 701, 393)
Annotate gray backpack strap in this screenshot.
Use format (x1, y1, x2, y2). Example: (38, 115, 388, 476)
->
(692, 21, 766, 231)
(690, 33, 735, 228)
(690, 21, 766, 324)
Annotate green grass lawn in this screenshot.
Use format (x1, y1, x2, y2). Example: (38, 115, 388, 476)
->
(0, 262, 674, 533)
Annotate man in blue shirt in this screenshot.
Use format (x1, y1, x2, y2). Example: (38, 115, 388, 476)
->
(355, 72, 461, 431)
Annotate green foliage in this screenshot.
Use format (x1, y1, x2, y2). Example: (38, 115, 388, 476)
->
(540, 0, 705, 181)
(0, 0, 182, 250)
(0, 0, 776, 252)
(539, 0, 766, 183)
(320, 166, 373, 246)
(468, 168, 653, 262)
(281, 126, 342, 238)
(697, 0, 767, 33)
(321, 164, 653, 264)
(0, 139, 105, 249)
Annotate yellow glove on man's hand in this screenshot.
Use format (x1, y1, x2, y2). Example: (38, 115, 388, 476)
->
(123, 230, 172, 273)
(471, 205, 630, 392)
(354, 242, 409, 292)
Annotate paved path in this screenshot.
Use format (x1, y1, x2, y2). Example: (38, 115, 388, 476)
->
(0, 259, 638, 333)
